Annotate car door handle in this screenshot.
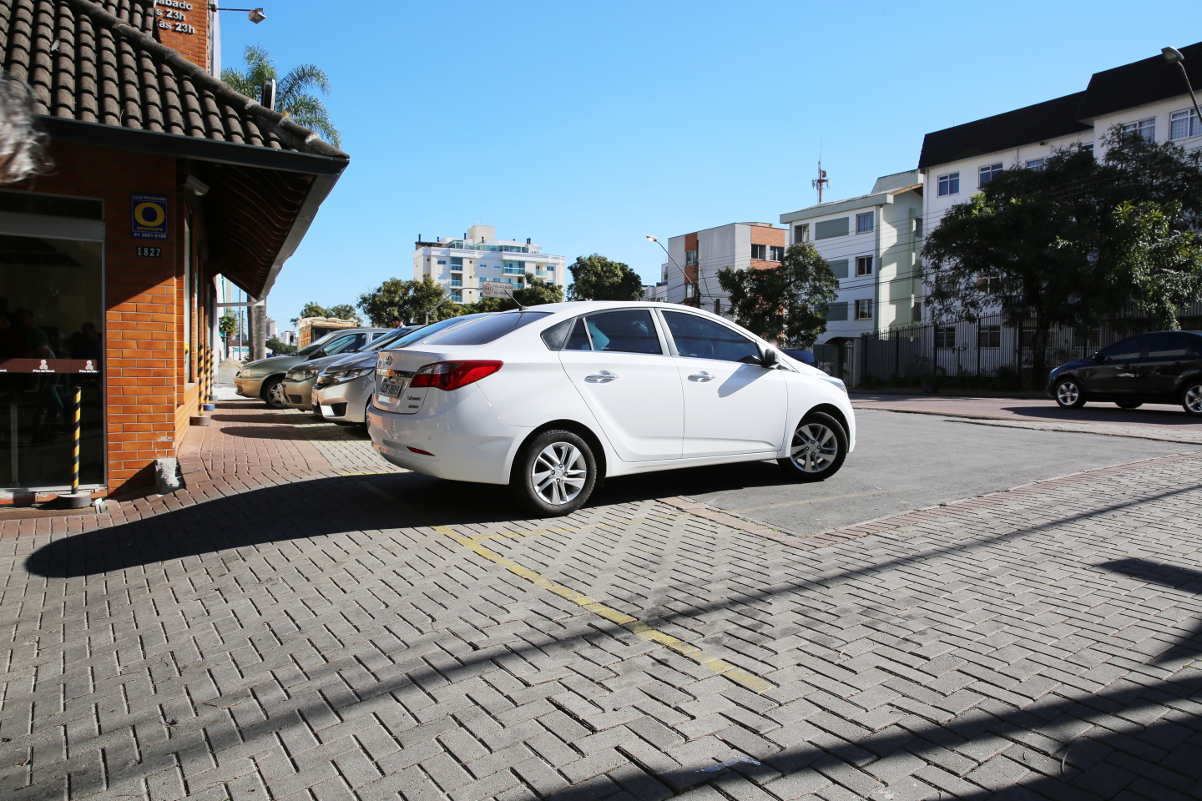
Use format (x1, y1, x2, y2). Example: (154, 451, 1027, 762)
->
(585, 372, 617, 383)
(688, 371, 714, 382)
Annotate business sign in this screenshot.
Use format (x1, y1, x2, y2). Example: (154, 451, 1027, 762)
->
(481, 281, 514, 299)
(131, 194, 168, 240)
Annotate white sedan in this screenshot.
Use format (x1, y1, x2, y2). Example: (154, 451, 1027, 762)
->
(368, 302, 855, 516)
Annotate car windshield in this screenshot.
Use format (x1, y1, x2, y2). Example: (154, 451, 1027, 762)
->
(363, 327, 420, 353)
(428, 312, 551, 346)
(296, 330, 348, 357)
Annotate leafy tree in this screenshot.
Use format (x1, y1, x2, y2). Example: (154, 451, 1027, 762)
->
(221, 45, 341, 148)
(717, 243, 839, 348)
(357, 276, 461, 326)
(327, 304, 361, 324)
(267, 337, 296, 355)
(292, 302, 329, 324)
(922, 130, 1202, 383)
(462, 274, 565, 313)
(218, 313, 237, 352)
(567, 254, 644, 301)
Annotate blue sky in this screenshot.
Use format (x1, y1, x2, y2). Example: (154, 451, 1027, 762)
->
(217, 0, 1202, 329)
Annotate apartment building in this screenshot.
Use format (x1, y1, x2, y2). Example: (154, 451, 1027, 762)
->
(779, 172, 923, 345)
(664, 223, 787, 313)
(413, 225, 566, 303)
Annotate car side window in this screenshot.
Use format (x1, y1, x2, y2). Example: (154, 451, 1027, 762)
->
(1099, 337, 1144, 363)
(564, 310, 662, 355)
(1147, 333, 1190, 359)
(663, 312, 761, 363)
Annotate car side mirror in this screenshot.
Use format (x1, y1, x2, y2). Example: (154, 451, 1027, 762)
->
(761, 348, 778, 368)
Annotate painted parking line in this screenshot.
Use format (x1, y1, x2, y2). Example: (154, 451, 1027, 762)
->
(733, 489, 898, 514)
(349, 475, 775, 694)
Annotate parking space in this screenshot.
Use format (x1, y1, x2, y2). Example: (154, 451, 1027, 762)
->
(1, 399, 1200, 800)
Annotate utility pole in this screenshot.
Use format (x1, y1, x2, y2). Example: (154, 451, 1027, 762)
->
(812, 161, 830, 203)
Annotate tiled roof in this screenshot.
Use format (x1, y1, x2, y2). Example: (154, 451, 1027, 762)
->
(1078, 41, 1202, 121)
(918, 93, 1090, 170)
(0, 0, 346, 158)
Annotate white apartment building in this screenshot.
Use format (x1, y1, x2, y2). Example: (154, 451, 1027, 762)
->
(665, 222, 787, 314)
(779, 171, 923, 345)
(412, 225, 567, 303)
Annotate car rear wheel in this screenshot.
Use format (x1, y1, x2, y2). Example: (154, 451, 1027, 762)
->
(1055, 378, 1086, 409)
(1183, 382, 1202, 417)
(512, 430, 596, 517)
(1115, 401, 1143, 409)
(261, 377, 288, 409)
(778, 411, 847, 482)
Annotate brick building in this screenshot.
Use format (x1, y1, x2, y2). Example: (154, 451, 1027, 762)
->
(0, 0, 348, 499)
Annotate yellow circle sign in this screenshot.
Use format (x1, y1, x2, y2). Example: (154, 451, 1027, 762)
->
(131, 194, 168, 240)
(134, 202, 165, 227)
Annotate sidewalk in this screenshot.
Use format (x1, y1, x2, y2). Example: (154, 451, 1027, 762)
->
(1, 400, 1200, 800)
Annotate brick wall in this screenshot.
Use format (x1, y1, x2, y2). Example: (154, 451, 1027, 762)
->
(154, 0, 212, 71)
(29, 141, 200, 493)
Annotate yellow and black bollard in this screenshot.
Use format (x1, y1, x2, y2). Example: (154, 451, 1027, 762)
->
(60, 385, 90, 508)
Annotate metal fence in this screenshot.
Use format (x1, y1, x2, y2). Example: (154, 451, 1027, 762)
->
(858, 304, 1202, 388)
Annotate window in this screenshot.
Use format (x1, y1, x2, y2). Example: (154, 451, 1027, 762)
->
(913, 217, 923, 239)
(751, 244, 767, 260)
(979, 163, 1003, 186)
(794, 224, 809, 243)
(431, 311, 552, 345)
(935, 325, 956, 349)
(1147, 333, 1190, 359)
(977, 273, 1001, 294)
(912, 301, 922, 322)
(503, 260, 525, 274)
(436, 259, 447, 265)
(449, 278, 462, 287)
(1025, 157, 1046, 169)
(1120, 118, 1155, 140)
(685, 249, 698, 265)
(450, 257, 463, 268)
(1098, 336, 1145, 363)
(856, 212, 875, 234)
(1170, 109, 1201, 140)
(825, 302, 848, 322)
(563, 310, 662, 354)
(326, 333, 368, 355)
(856, 256, 873, 276)
(769, 245, 784, 261)
(663, 312, 762, 363)
(815, 217, 850, 239)
(855, 299, 872, 320)
(937, 173, 959, 196)
(978, 325, 1001, 348)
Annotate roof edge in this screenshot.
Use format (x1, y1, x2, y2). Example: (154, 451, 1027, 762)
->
(780, 191, 895, 224)
(65, 0, 349, 160)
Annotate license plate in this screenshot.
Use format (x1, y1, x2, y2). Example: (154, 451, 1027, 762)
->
(379, 375, 409, 399)
(311, 389, 319, 406)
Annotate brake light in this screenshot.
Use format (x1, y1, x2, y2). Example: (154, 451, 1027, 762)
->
(409, 360, 503, 391)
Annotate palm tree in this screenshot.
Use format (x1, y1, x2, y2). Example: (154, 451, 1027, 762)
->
(221, 45, 341, 148)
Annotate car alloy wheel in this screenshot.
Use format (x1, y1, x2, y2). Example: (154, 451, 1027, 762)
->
(1055, 379, 1086, 409)
(513, 429, 596, 516)
(1184, 382, 1202, 417)
(778, 411, 847, 482)
(262, 377, 288, 409)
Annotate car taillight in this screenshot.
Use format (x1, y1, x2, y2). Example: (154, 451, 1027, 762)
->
(409, 360, 503, 391)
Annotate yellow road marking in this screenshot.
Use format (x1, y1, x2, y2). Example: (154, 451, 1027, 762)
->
(733, 489, 898, 514)
(349, 474, 774, 693)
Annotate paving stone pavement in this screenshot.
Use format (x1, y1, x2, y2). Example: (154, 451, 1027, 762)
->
(0, 400, 1200, 800)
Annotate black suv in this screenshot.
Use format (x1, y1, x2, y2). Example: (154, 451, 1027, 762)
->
(1048, 331, 1202, 416)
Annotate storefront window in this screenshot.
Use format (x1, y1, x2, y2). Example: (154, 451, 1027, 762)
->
(0, 233, 104, 490)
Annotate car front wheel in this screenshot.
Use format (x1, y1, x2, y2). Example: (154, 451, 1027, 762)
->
(512, 430, 597, 517)
(1183, 381, 1202, 417)
(261, 377, 288, 409)
(1055, 378, 1086, 409)
(778, 411, 848, 482)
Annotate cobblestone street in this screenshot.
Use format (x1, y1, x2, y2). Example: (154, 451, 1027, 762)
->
(1, 400, 1200, 801)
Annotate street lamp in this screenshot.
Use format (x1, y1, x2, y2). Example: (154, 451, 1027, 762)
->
(1163, 46, 1202, 136)
(646, 235, 697, 304)
(209, 5, 267, 23)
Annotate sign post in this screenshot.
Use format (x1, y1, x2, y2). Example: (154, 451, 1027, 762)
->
(481, 281, 515, 300)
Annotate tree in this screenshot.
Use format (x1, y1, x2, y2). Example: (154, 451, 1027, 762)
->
(922, 130, 1202, 384)
(461, 274, 565, 313)
(218, 313, 237, 353)
(221, 45, 341, 148)
(717, 244, 839, 348)
(357, 276, 459, 326)
(327, 304, 361, 324)
(266, 338, 296, 355)
(292, 302, 329, 324)
(567, 254, 644, 301)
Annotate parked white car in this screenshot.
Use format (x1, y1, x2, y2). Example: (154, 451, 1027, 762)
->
(367, 302, 855, 516)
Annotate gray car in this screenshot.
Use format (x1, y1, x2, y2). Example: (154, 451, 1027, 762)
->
(235, 327, 390, 408)
(313, 314, 495, 426)
(282, 326, 421, 412)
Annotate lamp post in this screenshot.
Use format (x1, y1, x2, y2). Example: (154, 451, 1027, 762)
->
(645, 235, 697, 305)
(209, 4, 267, 23)
(1163, 47, 1202, 136)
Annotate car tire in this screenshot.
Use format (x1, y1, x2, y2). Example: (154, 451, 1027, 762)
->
(1183, 381, 1202, 417)
(778, 411, 848, 482)
(1054, 378, 1086, 409)
(261, 377, 288, 409)
(512, 429, 597, 517)
(1115, 401, 1143, 409)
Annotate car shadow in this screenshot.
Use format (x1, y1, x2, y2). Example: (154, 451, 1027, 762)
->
(1002, 404, 1196, 426)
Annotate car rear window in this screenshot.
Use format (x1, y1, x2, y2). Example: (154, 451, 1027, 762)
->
(428, 312, 551, 345)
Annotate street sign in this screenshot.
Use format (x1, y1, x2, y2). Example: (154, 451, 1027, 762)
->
(481, 281, 514, 299)
(131, 194, 168, 240)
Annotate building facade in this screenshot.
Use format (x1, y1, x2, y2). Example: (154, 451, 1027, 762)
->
(413, 225, 566, 304)
(665, 223, 786, 315)
(780, 171, 923, 345)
